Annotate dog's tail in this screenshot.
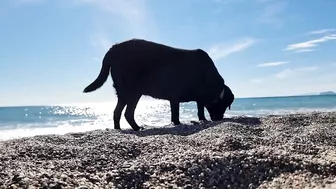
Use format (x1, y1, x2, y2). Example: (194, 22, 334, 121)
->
(83, 52, 111, 93)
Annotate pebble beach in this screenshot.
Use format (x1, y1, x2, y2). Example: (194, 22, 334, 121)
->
(1, 112, 336, 189)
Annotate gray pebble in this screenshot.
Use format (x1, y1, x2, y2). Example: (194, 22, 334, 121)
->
(0, 112, 336, 188)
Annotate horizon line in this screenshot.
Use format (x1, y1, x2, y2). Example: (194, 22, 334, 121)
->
(0, 93, 334, 108)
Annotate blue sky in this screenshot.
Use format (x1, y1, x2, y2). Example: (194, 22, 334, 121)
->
(0, 0, 336, 106)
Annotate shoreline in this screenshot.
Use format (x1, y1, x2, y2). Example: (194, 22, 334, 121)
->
(1, 110, 335, 143)
(1, 111, 336, 188)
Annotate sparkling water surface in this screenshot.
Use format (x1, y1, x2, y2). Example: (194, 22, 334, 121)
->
(1, 95, 336, 141)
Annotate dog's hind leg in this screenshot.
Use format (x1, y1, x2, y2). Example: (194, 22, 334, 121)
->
(170, 101, 181, 125)
(124, 94, 143, 131)
(113, 98, 126, 130)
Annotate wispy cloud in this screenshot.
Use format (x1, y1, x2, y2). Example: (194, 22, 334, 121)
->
(284, 34, 336, 52)
(257, 61, 289, 67)
(89, 33, 113, 52)
(74, 0, 158, 50)
(0, 0, 45, 11)
(213, 0, 243, 4)
(331, 63, 336, 67)
(308, 29, 336, 35)
(275, 66, 318, 79)
(294, 49, 315, 53)
(208, 38, 256, 61)
(9, 0, 45, 5)
(275, 69, 293, 79)
(92, 57, 101, 62)
(297, 66, 318, 71)
(6, 0, 158, 51)
(255, 0, 276, 3)
(259, 1, 287, 27)
(71, 0, 160, 63)
(19, 0, 45, 3)
(250, 78, 264, 83)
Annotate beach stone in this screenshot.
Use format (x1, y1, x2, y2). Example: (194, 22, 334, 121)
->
(0, 112, 336, 188)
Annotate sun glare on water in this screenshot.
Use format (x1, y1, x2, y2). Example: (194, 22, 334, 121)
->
(58, 99, 177, 128)
(0, 99, 201, 141)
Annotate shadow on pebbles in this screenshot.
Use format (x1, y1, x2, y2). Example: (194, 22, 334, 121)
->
(1, 112, 336, 188)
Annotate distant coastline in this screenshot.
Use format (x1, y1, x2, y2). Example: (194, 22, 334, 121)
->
(301, 91, 336, 96)
(240, 91, 336, 99)
(319, 91, 336, 96)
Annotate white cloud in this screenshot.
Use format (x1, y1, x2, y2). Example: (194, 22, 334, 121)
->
(331, 63, 336, 66)
(256, 0, 276, 3)
(89, 33, 112, 52)
(213, 0, 242, 4)
(275, 66, 318, 79)
(250, 78, 264, 83)
(8, 0, 46, 4)
(257, 61, 289, 67)
(275, 69, 293, 79)
(308, 29, 336, 35)
(73, 0, 158, 47)
(92, 57, 101, 62)
(284, 34, 336, 52)
(5, 0, 158, 48)
(0, 0, 45, 11)
(294, 49, 315, 53)
(297, 66, 318, 71)
(19, 0, 45, 3)
(9, 0, 45, 4)
(259, 1, 287, 27)
(71, 0, 159, 58)
(235, 71, 336, 98)
(208, 38, 256, 61)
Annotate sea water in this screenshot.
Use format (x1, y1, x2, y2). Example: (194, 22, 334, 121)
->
(1, 95, 336, 141)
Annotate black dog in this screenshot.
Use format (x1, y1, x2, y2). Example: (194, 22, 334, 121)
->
(83, 39, 235, 131)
